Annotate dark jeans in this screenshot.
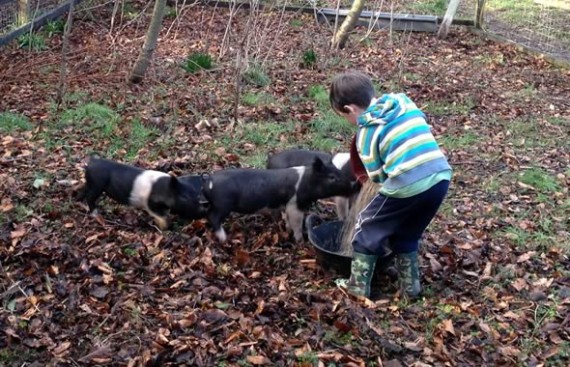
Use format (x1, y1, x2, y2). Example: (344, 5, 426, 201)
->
(352, 180, 450, 256)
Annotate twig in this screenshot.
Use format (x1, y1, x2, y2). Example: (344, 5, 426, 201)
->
(0, 281, 22, 300)
(56, 0, 76, 109)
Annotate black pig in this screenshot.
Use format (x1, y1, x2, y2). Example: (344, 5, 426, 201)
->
(267, 149, 360, 220)
(76, 157, 207, 229)
(201, 157, 353, 242)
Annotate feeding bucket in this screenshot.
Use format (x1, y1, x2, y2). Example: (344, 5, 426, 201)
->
(305, 214, 397, 280)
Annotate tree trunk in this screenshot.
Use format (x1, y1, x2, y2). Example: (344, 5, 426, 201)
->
(56, 0, 76, 109)
(17, 0, 29, 25)
(475, 0, 487, 29)
(129, 0, 167, 84)
(437, 0, 461, 39)
(330, 0, 366, 50)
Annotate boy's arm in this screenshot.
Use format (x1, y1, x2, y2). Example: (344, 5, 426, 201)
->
(350, 135, 368, 184)
(354, 133, 386, 184)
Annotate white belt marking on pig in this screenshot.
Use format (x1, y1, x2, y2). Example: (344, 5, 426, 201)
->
(215, 228, 227, 242)
(286, 166, 306, 242)
(332, 152, 350, 170)
(130, 170, 170, 210)
(332, 153, 351, 220)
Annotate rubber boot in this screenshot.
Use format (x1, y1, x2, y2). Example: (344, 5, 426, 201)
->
(335, 252, 378, 298)
(396, 251, 421, 299)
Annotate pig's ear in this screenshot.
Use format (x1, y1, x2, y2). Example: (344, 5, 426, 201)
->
(312, 157, 324, 171)
(170, 176, 180, 191)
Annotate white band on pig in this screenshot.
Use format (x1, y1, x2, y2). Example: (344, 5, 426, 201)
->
(215, 228, 227, 242)
(130, 170, 170, 210)
(332, 153, 350, 171)
(292, 166, 305, 192)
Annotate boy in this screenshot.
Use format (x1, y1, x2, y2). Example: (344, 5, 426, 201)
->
(330, 70, 452, 299)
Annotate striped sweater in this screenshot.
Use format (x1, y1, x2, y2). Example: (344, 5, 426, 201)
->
(356, 93, 451, 190)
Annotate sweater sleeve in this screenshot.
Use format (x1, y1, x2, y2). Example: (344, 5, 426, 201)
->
(356, 129, 387, 184)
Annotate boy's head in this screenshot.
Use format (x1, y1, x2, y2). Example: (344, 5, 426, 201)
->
(329, 70, 376, 124)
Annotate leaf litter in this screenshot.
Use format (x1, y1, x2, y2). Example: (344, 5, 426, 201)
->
(0, 2, 569, 366)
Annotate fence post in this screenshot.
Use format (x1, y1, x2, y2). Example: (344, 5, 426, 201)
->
(17, 0, 29, 25)
(475, 0, 487, 29)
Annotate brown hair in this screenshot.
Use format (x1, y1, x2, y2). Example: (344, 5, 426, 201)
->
(329, 70, 375, 113)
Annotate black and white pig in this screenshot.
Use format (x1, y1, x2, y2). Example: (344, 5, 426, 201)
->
(201, 157, 353, 242)
(266, 149, 360, 220)
(76, 157, 208, 229)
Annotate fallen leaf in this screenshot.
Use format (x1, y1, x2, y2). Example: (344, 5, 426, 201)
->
(246, 355, 270, 365)
(33, 178, 46, 189)
(441, 319, 455, 336)
(90, 286, 109, 299)
(517, 251, 536, 263)
(499, 346, 520, 357)
(403, 341, 423, 352)
(542, 346, 560, 359)
(511, 278, 528, 292)
(549, 331, 563, 344)
(52, 341, 71, 357)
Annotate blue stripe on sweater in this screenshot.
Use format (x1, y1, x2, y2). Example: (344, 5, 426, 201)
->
(377, 110, 427, 143)
(384, 142, 441, 173)
(383, 126, 432, 156)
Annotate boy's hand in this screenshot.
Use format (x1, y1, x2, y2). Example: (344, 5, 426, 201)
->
(350, 135, 368, 184)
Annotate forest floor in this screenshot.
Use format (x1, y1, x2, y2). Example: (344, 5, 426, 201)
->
(0, 1, 569, 366)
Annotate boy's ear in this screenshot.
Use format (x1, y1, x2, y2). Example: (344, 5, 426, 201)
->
(344, 105, 358, 115)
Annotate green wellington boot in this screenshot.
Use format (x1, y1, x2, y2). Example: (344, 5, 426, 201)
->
(335, 252, 378, 298)
(396, 251, 421, 298)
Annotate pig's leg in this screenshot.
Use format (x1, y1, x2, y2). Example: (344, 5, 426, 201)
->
(334, 196, 350, 221)
(285, 203, 304, 242)
(281, 211, 290, 230)
(208, 209, 229, 242)
(146, 201, 169, 230)
(84, 186, 104, 214)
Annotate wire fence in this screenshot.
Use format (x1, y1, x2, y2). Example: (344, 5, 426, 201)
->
(484, 0, 570, 61)
(0, 0, 569, 61)
(0, 0, 66, 33)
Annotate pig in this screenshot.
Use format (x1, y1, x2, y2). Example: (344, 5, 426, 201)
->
(178, 174, 209, 205)
(201, 157, 353, 243)
(76, 157, 208, 229)
(266, 149, 360, 220)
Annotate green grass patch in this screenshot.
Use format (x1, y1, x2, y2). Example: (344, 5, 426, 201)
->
(289, 18, 303, 27)
(482, 173, 504, 194)
(310, 111, 353, 137)
(59, 102, 120, 138)
(165, 5, 178, 18)
(125, 119, 159, 160)
(307, 85, 329, 106)
(439, 131, 478, 151)
(236, 121, 294, 147)
(242, 91, 275, 106)
(296, 351, 319, 365)
(0, 112, 32, 132)
(487, 0, 570, 42)
(240, 151, 268, 168)
(242, 64, 271, 87)
(43, 19, 65, 37)
(18, 33, 47, 51)
(424, 99, 475, 116)
(518, 168, 560, 193)
(301, 48, 317, 69)
(182, 52, 213, 74)
(408, 0, 448, 15)
(305, 84, 353, 151)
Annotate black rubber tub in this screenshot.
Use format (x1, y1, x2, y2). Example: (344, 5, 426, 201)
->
(305, 214, 396, 280)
